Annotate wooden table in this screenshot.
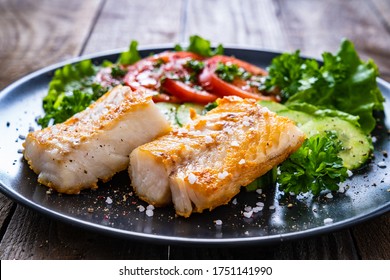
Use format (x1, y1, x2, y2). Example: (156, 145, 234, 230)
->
(0, 0, 389, 260)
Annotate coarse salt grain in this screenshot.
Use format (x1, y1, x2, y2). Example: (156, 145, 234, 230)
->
(239, 159, 246, 165)
(231, 141, 239, 147)
(146, 204, 155, 210)
(256, 202, 264, 207)
(204, 135, 213, 143)
(243, 210, 253, 218)
(377, 161, 387, 168)
(253, 206, 263, 213)
(218, 171, 229, 179)
(232, 198, 238, 205)
(145, 209, 154, 217)
(225, 127, 233, 134)
(244, 206, 252, 212)
(269, 205, 276, 210)
(188, 173, 198, 184)
(105, 197, 113, 204)
(178, 128, 188, 134)
(347, 170, 353, 177)
(325, 193, 333, 199)
(256, 189, 263, 195)
(138, 205, 145, 212)
(214, 219, 223, 226)
(324, 218, 333, 225)
(338, 185, 345, 193)
(372, 136, 377, 143)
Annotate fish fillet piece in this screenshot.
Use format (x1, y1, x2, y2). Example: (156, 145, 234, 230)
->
(129, 96, 305, 217)
(23, 85, 171, 194)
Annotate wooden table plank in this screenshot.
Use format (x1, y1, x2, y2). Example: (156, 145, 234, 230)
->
(0, 0, 103, 258)
(352, 212, 390, 259)
(0, 0, 389, 260)
(0, 0, 103, 90)
(83, 0, 184, 54)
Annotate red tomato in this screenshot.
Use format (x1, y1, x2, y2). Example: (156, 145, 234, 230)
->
(124, 51, 216, 103)
(199, 55, 277, 101)
(162, 78, 217, 104)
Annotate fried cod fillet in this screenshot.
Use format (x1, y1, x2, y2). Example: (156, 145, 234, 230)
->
(23, 85, 171, 194)
(129, 96, 305, 217)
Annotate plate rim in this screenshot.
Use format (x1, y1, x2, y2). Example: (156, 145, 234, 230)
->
(1, 46, 389, 246)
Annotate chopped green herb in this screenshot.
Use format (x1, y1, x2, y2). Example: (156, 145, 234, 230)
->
(215, 62, 250, 83)
(277, 132, 348, 195)
(185, 59, 205, 73)
(110, 65, 127, 78)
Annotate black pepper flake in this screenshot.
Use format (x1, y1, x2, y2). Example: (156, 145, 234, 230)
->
(6, 122, 10, 127)
(84, 170, 88, 174)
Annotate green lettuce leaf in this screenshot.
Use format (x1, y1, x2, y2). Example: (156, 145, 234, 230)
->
(175, 35, 224, 57)
(265, 39, 385, 134)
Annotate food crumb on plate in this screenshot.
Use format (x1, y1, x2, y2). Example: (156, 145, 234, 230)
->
(324, 218, 333, 225)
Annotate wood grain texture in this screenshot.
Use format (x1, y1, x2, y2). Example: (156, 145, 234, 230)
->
(0, 0, 389, 260)
(185, 0, 289, 50)
(352, 212, 390, 259)
(0, 205, 169, 259)
(83, 0, 184, 54)
(0, 0, 103, 89)
(273, 0, 390, 80)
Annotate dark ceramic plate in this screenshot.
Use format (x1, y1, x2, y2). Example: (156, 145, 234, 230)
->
(0, 47, 389, 245)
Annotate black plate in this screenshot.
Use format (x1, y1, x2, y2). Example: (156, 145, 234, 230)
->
(0, 47, 389, 245)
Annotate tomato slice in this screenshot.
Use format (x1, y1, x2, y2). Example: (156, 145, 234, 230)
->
(199, 55, 278, 101)
(124, 51, 217, 103)
(162, 78, 218, 104)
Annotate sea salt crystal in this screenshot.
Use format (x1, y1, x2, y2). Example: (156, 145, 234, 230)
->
(338, 185, 346, 193)
(145, 209, 154, 217)
(178, 128, 188, 134)
(372, 136, 377, 143)
(243, 210, 253, 218)
(188, 173, 198, 184)
(138, 205, 145, 212)
(105, 197, 113, 204)
(256, 202, 264, 207)
(214, 219, 223, 226)
(253, 206, 263, 213)
(244, 206, 252, 212)
(231, 141, 239, 147)
(204, 135, 213, 143)
(269, 205, 276, 211)
(325, 193, 333, 199)
(225, 127, 234, 134)
(232, 198, 238, 205)
(324, 218, 333, 225)
(239, 159, 246, 165)
(218, 171, 229, 179)
(256, 189, 263, 195)
(347, 170, 353, 177)
(146, 205, 155, 210)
